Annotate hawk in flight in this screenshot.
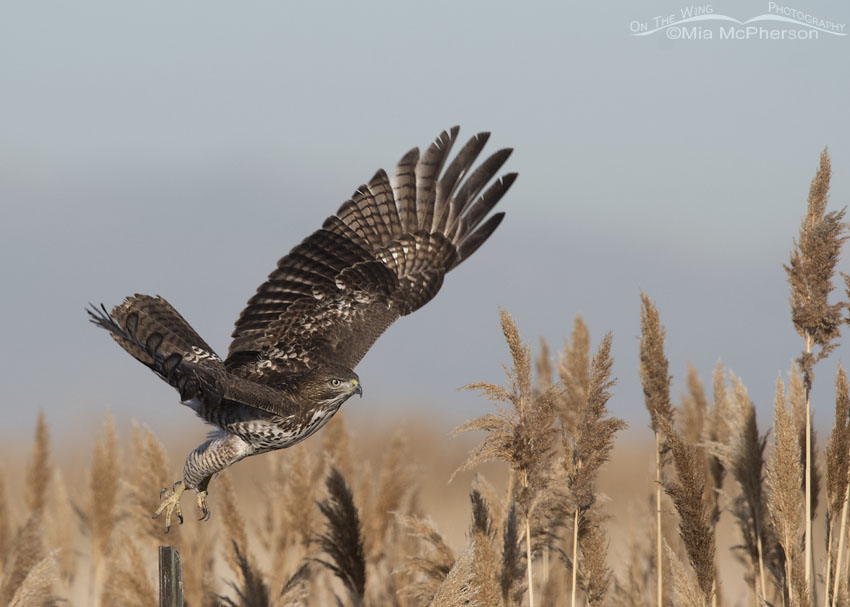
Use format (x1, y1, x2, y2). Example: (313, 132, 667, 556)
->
(89, 127, 516, 531)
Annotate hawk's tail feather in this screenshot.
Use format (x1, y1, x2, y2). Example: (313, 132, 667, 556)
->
(88, 294, 222, 378)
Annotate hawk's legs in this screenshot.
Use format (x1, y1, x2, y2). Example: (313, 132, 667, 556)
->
(152, 432, 253, 532)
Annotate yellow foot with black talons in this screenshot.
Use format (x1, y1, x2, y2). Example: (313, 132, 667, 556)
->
(197, 491, 210, 522)
(153, 480, 186, 533)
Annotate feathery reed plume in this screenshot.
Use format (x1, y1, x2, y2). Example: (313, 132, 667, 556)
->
(500, 503, 526, 606)
(708, 375, 770, 602)
(639, 292, 674, 607)
(49, 470, 76, 582)
(322, 411, 354, 484)
(453, 309, 562, 607)
(218, 472, 250, 574)
(396, 512, 456, 603)
(767, 377, 807, 606)
(366, 433, 413, 561)
(656, 416, 716, 604)
(663, 540, 705, 607)
(283, 444, 323, 550)
(0, 471, 10, 571)
(313, 467, 365, 607)
(7, 550, 58, 607)
(25, 411, 50, 514)
(218, 541, 272, 607)
(827, 366, 850, 607)
(274, 562, 312, 607)
(562, 332, 625, 606)
(558, 316, 592, 436)
(681, 363, 708, 445)
(706, 362, 731, 524)
(129, 424, 173, 541)
(536, 337, 553, 392)
(100, 537, 156, 607)
(785, 148, 848, 587)
(432, 489, 502, 607)
(0, 512, 45, 606)
(88, 412, 119, 606)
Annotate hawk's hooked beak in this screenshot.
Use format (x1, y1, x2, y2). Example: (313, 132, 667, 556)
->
(352, 380, 363, 398)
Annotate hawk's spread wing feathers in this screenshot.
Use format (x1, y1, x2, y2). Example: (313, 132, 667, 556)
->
(226, 127, 515, 382)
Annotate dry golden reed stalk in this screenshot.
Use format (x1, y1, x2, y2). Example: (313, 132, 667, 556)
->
(785, 148, 847, 589)
(24, 411, 50, 515)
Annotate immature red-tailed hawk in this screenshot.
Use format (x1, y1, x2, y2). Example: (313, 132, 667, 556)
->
(89, 127, 515, 531)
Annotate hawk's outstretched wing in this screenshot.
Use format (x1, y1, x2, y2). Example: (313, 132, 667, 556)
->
(225, 127, 516, 383)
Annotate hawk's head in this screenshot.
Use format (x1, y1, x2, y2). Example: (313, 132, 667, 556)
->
(294, 365, 362, 406)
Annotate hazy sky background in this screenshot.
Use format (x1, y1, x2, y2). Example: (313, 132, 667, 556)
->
(2, 1, 849, 446)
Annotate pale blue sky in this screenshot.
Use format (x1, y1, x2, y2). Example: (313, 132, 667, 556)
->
(2, 1, 849, 444)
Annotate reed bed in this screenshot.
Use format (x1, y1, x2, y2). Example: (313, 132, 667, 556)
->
(2, 150, 849, 606)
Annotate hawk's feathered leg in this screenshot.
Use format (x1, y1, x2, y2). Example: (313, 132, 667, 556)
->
(154, 429, 255, 530)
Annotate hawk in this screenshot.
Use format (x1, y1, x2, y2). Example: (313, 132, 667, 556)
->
(88, 126, 516, 531)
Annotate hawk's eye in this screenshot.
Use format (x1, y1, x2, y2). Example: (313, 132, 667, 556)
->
(330, 379, 341, 387)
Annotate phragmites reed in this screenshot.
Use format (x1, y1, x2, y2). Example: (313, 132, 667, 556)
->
(708, 374, 771, 603)
(431, 489, 504, 607)
(453, 309, 563, 607)
(826, 366, 850, 607)
(639, 295, 715, 605)
(0, 512, 45, 606)
(25, 411, 50, 515)
(100, 538, 157, 607)
(396, 513, 456, 603)
(128, 424, 173, 541)
(275, 562, 313, 607)
(90, 413, 119, 560)
(218, 472, 251, 576)
(767, 377, 808, 607)
(638, 292, 674, 607)
(564, 332, 625, 607)
(657, 420, 716, 604)
(7, 550, 59, 607)
(217, 541, 272, 607)
(663, 540, 704, 607)
(84, 412, 119, 607)
(785, 148, 848, 588)
(313, 466, 366, 607)
(558, 316, 592, 437)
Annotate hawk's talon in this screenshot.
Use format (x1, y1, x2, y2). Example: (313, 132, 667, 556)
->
(153, 480, 186, 533)
(197, 491, 210, 521)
